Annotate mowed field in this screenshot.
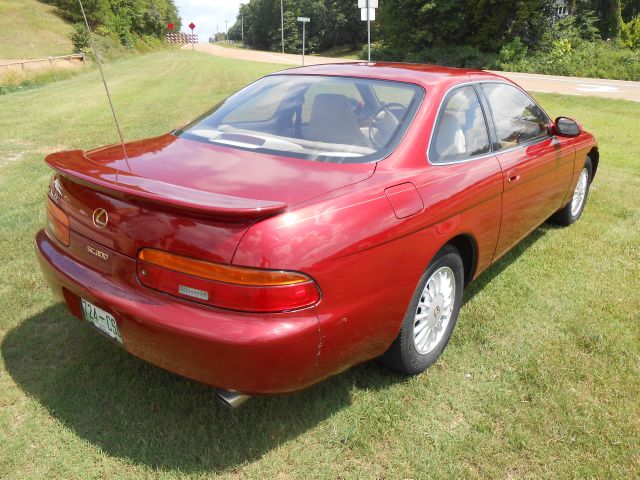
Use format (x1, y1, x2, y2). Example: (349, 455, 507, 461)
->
(0, 51, 638, 479)
(0, 0, 73, 59)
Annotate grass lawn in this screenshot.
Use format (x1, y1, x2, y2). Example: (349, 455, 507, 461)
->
(0, 50, 639, 478)
(0, 0, 73, 59)
(313, 45, 359, 59)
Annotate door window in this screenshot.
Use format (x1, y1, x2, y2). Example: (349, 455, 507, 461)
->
(481, 83, 550, 149)
(429, 86, 490, 164)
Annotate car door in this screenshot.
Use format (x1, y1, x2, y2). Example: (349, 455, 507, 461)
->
(479, 82, 575, 258)
(419, 84, 503, 276)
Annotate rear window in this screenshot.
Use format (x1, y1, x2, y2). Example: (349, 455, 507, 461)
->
(176, 74, 424, 163)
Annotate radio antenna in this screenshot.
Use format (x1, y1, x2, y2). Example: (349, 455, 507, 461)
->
(77, 0, 129, 168)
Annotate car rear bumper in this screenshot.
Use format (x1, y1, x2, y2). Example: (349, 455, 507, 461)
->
(35, 229, 322, 394)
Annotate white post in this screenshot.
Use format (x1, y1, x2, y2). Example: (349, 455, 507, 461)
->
(297, 17, 310, 66)
(367, 0, 370, 62)
(241, 15, 244, 46)
(359, 0, 376, 62)
(281, 0, 285, 53)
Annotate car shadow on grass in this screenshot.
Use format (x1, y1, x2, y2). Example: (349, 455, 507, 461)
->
(2, 223, 557, 473)
(462, 224, 555, 305)
(1, 302, 406, 473)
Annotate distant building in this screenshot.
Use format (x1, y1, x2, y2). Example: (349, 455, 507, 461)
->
(554, 0, 571, 18)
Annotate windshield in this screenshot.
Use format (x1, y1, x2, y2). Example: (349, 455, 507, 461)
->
(176, 74, 424, 163)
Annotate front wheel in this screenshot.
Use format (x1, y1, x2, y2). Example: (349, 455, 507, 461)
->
(380, 245, 464, 375)
(550, 156, 593, 226)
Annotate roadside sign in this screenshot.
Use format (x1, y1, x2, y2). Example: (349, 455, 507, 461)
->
(297, 17, 311, 66)
(360, 8, 375, 21)
(167, 23, 175, 51)
(188, 22, 196, 51)
(358, 0, 377, 61)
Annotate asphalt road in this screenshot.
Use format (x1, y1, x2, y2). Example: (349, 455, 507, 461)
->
(488, 71, 640, 102)
(190, 43, 640, 102)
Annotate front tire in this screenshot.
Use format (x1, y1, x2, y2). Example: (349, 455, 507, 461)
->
(551, 156, 593, 226)
(380, 245, 464, 375)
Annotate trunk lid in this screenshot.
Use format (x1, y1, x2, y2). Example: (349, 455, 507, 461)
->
(46, 134, 374, 263)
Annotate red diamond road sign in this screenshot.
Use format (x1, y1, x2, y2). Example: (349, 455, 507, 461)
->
(167, 22, 174, 30)
(188, 22, 196, 30)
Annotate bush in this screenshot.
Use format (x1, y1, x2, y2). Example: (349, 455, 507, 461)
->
(133, 35, 165, 53)
(359, 42, 402, 61)
(620, 16, 640, 50)
(550, 38, 573, 62)
(0, 67, 86, 96)
(359, 42, 496, 69)
(495, 10, 639, 81)
(69, 23, 169, 63)
(406, 46, 497, 69)
(71, 23, 91, 53)
(499, 40, 640, 81)
(498, 38, 528, 66)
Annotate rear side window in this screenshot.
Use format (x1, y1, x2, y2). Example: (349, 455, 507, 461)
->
(481, 83, 550, 149)
(429, 86, 490, 164)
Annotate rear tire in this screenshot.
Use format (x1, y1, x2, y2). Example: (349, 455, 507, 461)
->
(550, 156, 593, 226)
(380, 245, 464, 375)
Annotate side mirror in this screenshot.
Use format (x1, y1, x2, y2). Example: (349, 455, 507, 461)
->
(554, 116, 581, 137)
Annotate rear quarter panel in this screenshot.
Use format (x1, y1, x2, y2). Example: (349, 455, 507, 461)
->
(232, 79, 504, 381)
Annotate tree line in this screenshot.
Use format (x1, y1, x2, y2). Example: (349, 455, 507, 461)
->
(42, 0, 181, 47)
(227, 0, 367, 53)
(227, 0, 640, 58)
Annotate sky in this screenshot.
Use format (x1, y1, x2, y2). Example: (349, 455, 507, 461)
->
(174, 0, 244, 40)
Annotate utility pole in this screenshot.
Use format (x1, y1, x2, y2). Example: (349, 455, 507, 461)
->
(225, 20, 229, 43)
(281, 0, 284, 53)
(241, 14, 244, 47)
(216, 24, 219, 42)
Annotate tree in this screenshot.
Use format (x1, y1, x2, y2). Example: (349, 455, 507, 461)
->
(377, 0, 553, 54)
(622, 0, 640, 20)
(45, 0, 181, 44)
(576, 0, 623, 38)
(228, 0, 365, 53)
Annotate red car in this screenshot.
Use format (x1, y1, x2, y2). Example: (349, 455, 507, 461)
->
(36, 63, 598, 407)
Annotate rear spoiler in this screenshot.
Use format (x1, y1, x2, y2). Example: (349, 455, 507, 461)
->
(45, 150, 288, 219)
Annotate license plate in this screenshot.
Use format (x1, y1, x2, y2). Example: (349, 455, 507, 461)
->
(81, 299, 122, 344)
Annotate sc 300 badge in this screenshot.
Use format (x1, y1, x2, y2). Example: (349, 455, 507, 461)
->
(87, 245, 109, 261)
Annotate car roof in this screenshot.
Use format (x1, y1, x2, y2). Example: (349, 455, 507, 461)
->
(276, 62, 508, 88)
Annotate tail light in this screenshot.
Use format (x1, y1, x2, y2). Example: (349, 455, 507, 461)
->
(46, 196, 70, 246)
(136, 249, 321, 313)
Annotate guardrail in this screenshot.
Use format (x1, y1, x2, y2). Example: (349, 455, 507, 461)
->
(0, 53, 86, 70)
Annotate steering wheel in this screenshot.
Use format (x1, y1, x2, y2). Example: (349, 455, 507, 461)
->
(368, 103, 405, 149)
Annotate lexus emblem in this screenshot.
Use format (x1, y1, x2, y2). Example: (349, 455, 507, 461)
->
(92, 208, 109, 229)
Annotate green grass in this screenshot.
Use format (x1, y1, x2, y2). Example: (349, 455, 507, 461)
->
(314, 45, 359, 59)
(1, 50, 639, 478)
(0, 0, 73, 59)
(0, 65, 89, 94)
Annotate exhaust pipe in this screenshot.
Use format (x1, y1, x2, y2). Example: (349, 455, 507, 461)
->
(215, 388, 251, 409)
